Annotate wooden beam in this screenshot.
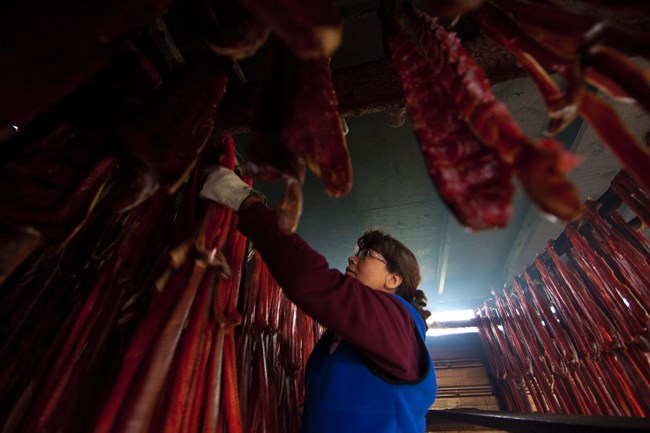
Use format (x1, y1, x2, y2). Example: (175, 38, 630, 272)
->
(435, 212, 451, 296)
(214, 34, 524, 135)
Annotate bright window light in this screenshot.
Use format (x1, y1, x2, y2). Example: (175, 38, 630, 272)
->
(426, 309, 478, 337)
(428, 309, 475, 323)
(426, 327, 478, 337)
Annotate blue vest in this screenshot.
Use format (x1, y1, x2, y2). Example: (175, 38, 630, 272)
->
(301, 296, 437, 433)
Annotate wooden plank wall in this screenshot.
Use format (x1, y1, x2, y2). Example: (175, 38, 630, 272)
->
(427, 332, 509, 433)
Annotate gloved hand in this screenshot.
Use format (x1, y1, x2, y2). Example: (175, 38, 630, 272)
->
(199, 166, 255, 211)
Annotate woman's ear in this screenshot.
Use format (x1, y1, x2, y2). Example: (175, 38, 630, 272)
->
(385, 273, 402, 292)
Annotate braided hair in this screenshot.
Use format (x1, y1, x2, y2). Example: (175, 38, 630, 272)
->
(356, 228, 431, 325)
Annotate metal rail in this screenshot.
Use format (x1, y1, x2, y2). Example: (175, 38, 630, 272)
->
(426, 408, 650, 433)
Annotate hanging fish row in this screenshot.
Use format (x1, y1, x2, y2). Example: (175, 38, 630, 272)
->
(237, 254, 323, 433)
(0, 133, 320, 433)
(475, 170, 650, 416)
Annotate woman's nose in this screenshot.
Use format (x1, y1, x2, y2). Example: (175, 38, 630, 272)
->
(348, 256, 358, 265)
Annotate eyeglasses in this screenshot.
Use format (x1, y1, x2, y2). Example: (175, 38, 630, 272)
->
(356, 248, 388, 265)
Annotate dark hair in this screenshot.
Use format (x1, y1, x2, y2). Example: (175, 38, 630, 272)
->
(356, 228, 431, 324)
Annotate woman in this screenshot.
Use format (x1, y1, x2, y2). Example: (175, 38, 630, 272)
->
(200, 167, 437, 433)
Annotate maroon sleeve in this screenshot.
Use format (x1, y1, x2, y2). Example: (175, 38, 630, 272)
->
(238, 201, 422, 381)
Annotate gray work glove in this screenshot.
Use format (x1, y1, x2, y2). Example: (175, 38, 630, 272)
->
(199, 166, 254, 211)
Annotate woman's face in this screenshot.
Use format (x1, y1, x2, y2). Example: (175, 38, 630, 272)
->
(346, 248, 402, 292)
